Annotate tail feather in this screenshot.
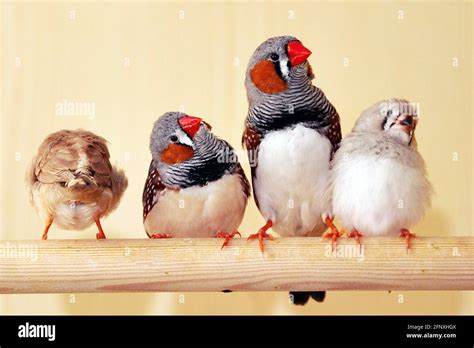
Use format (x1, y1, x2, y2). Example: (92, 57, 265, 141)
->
(66, 172, 96, 188)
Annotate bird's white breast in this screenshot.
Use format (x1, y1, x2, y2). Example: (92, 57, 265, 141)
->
(144, 173, 247, 237)
(254, 124, 332, 237)
(331, 154, 431, 236)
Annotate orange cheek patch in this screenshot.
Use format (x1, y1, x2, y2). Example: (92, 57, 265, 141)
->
(250, 60, 288, 94)
(160, 144, 194, 165)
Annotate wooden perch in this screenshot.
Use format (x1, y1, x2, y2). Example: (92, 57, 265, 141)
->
(0, 237, 473, 293)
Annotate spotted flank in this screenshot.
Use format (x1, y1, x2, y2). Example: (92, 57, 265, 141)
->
(242, 124, 261, 152)
(142, 161, 167, 221)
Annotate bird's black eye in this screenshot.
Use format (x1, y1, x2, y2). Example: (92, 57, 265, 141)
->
(269, 53, 279, 62)
(386, 109, 393, 117)
(170, 135, 178, 142)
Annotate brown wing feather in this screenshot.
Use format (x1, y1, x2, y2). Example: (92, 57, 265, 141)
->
(242, 123, 261, 209)
(81, 133, 112, 187)
(33, 130, 113, 188)
(321, 108, 342, 158)
(34, 131, 78, 184)
(142, 161, 167, 222)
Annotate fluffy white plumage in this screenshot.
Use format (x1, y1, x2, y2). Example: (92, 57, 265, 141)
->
(254, 124, 332, 237)
(329, 99, 432, 236)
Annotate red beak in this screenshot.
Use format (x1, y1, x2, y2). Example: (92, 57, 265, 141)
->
(287, 41, 312, 66)
(178, 116, 202, 138)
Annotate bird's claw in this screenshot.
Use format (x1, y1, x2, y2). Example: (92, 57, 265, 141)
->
(347, 228, 363, 251)
(399, 228, 417, 252)
(150, 233, 173, 239)
(216, 231, 242, 249)
(323, 216, 344, 252)
(96, 232, 107, 240)
(247, 220, 273, 253)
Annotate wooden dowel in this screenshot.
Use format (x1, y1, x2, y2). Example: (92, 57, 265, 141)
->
(0, 237, 472, 293)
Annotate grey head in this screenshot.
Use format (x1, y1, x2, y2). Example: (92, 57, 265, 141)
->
(149, 111, 237, 188)
(353, 99, 419, 147)
(245, 35, 314, 106)
(150, 112, 200, 158)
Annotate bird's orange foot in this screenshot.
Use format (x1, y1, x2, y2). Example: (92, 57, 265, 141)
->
(347, 228, 363, 250)
(216, 231, 241, 249)
(42, 216, 53, 240)
(247, 220, 273, 253)
(150, 234, 173, 239)
(323, 216, 345, 252)
(399, 228, 417, 252)
(95, 219, 107, 240)
(96, 232, 106, 240)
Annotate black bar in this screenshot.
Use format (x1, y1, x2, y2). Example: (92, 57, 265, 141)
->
(0, 316, 472, 346)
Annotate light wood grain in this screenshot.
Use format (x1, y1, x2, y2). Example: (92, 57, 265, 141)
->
(0, 237, 472, 293)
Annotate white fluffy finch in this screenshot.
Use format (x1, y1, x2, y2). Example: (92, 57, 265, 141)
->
(27, 130, 128, 240)
(142, 112, 250, 247)
(329, 99, 432, 249)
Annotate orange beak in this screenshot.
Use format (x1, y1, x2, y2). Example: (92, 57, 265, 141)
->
(178, 116, 202, 138)
(287, 41, 312, 66)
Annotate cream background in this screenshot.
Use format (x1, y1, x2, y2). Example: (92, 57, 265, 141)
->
(0, 1, 472, 314)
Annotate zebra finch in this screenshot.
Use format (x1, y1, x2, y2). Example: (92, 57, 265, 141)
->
(27, 129, 128, 240)
(329, 99, 432, 250)
(143, 112, 250, 248)
(242, 36, 342, 305)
